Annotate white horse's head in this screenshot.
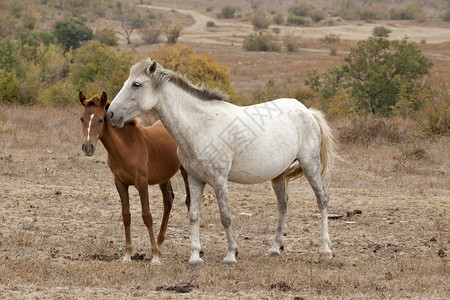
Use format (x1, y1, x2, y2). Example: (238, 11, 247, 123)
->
(107, 58, 160, 128)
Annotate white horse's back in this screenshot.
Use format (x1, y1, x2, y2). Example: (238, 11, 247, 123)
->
(224, 98, 320, 184)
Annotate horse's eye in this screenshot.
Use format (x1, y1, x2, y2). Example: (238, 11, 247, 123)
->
(98, 119, 103, 123)
(132, 82, 141, 87)
(80, 117, 84, 122)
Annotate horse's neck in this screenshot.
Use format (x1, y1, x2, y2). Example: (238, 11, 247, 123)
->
(100, 122, 135, 159)
(154, 84, 215, 147)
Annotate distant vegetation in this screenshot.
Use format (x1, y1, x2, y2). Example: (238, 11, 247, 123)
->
(218, 5, 238, 19)
(0, 0, 448, 137)
(243, 33, 281, 52)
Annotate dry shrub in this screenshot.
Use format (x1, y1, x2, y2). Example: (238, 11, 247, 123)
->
(326, 92, 359, 119)
(93, 28, 118, 46)
(292, 87, 321, 109)
(243, 32, 281, 52)
(338, 115, 404, 145)
(398, 143, 426, 160)
(149, 44, 235, 95)
(396, 78, 449, 136)
(140, 24, 162, 44)
(164, 24, 183, 44)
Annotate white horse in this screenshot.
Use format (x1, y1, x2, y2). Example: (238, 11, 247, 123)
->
(107, 58, 337, 268)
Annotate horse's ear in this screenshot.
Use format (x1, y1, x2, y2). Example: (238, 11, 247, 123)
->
(100, 91, 108, 107)
(79, 91, 87, 106)
(146, 57, 152, 63)
(147, 60, 158, 75)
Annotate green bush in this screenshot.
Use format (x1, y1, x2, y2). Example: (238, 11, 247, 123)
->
(69, 41, 135, 96)
(0, 69, 21, 103)
(54, 17, 93, 51)
(38, 81, 77, 106)
(0, 38, 25, 77)
(243, 33, 281, 52)
(287, 14, 306, 25)
(19, 30, 56, 48)
(343, 37, 433, 115)
(372, 26, 392, 38)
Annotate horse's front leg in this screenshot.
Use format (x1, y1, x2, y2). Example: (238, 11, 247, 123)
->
(188, 175, 205, 268)
(136, 179, 160, 265)
(114, 178, 132, 264)
(157, 180, 174, 245)
(213, 180, 238, 266)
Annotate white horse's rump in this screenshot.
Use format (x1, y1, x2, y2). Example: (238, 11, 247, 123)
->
(108, 58, 337, 267)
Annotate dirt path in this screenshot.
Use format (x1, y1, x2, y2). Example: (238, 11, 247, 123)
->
(141, 5, 450, 45)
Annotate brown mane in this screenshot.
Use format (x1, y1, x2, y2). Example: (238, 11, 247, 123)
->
(130, 59, 228, 101)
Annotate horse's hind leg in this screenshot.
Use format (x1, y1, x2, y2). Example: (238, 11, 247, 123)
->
(180, 166, 190, 211)
(268, 176, 288, 258)
(157, 180, 174, 245)
(298, 154, 332, 258)
(114, 178, 132, 264)
(213, 180, 238, 266)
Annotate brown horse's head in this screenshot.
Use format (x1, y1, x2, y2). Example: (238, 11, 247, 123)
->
(79, 91, 108, 156)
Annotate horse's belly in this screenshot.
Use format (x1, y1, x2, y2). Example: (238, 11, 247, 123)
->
(228, 149, 297, 184)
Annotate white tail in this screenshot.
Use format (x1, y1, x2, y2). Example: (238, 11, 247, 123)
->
(285, 108, 337, 187)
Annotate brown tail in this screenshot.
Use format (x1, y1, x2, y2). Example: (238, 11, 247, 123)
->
(285, 108, 337, 187)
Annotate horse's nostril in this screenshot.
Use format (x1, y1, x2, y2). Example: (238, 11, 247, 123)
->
(109, 111, 114, 119)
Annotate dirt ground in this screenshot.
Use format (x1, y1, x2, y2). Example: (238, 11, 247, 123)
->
(0, 103, 448, 299)
(1, 1, 449, 298)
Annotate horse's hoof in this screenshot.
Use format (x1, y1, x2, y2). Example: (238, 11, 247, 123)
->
(268, 250, 281, 258)
(189, 259, 203, 269)
(151, 258, 161, 266)
(223, 259, 237, 266)
(319, 251, 333, 259)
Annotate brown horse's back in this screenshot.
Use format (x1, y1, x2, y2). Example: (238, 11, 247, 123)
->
(103, 120, 180, 186)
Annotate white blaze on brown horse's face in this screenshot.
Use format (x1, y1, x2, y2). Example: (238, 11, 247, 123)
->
(79, 91, 108, 156)
(107, 59, 159, 128)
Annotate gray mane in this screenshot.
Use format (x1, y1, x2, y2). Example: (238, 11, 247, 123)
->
(130, 60, 228, 101)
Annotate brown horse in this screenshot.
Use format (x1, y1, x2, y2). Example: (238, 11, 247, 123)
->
(79, 91, 189, 265)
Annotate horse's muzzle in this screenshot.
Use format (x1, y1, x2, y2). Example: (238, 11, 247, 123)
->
(82, 144, 95, 156)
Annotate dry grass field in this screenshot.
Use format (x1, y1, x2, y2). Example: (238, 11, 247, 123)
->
(0, 104, 448, 299)
(1, 0, 450, 298)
